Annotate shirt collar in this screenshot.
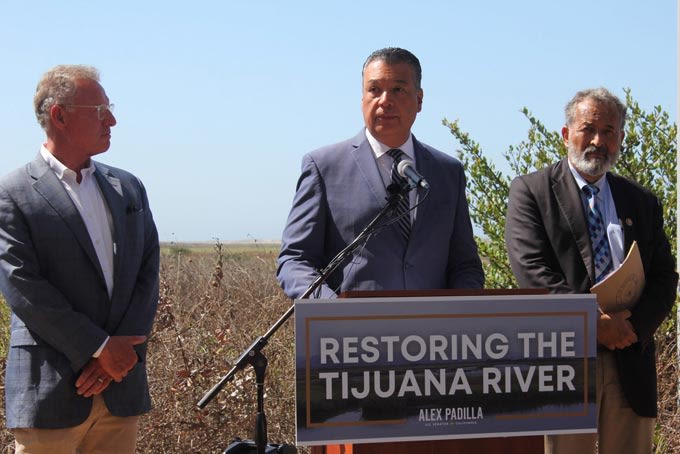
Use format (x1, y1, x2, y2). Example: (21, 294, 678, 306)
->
(567, 159, 607, 192)
(40, 145, 97, 183)
(364, 129, 415, 162)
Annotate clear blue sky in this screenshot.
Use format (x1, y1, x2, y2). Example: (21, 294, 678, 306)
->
(1, 1, 676, 242)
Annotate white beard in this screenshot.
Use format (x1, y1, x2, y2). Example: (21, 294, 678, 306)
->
(567, 143, 619, 178)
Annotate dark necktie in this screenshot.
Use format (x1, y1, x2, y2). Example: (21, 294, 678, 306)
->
(582, 184, 613, 282)
(387, 148, 411, 241)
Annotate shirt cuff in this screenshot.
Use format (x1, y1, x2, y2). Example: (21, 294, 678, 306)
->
(92, 336, 110, 358)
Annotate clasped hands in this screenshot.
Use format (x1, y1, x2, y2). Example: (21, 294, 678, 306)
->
(75, 335, 146, 397)
(597, 309, 638, 350)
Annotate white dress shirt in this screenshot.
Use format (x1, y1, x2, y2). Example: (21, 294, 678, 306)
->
(365, 129, 417, 222)
(568, 161, 625, 269)
(40, 146, 114, 356)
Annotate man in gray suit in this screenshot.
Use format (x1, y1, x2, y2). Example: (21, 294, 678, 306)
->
(277, 47, 483, 298)
(0, 65, 159, 453)
(505, 87, 677, 454)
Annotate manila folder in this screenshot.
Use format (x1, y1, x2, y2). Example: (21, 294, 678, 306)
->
(590, 241, 645, 312)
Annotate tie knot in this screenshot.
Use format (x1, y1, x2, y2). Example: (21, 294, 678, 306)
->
(387, 148, 404, 162)
(583, 184, 600, 197)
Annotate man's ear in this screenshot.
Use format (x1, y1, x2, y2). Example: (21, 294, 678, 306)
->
(50, 105, 66, 130)
(561, 126, 569, 146)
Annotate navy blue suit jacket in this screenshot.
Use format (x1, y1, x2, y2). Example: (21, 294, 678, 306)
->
(277, 131, 484, 299)
(0, 155, 159, 428)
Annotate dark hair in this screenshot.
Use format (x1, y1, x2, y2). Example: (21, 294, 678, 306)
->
(362, 47, 422, 89)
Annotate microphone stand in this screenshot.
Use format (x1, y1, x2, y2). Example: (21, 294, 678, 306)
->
(197, 183, 411, 454)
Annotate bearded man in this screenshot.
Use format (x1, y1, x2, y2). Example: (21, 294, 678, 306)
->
(504, 87, 677, 454)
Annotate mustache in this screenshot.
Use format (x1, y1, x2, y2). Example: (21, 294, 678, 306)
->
(584, 145, 607, 154)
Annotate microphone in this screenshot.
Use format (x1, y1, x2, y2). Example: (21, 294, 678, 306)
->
(397, 159, 430, 190)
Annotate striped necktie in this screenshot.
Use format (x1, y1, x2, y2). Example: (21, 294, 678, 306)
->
(582, 184, 613, 282)
(387, 148, 411, 241)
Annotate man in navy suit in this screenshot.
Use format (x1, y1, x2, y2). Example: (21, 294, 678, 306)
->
(277, 47, 483, 298)
(505, 87, 677, 454)
(0, 65, 159, 453)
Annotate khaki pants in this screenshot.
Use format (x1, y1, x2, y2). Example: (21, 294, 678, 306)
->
(545, 349, 655, 454)
(13, 395, 140, 454)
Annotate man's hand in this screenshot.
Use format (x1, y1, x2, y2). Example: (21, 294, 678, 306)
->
(97, 335, 147, 382)
(597, 309, 638, 350)
(75, 359, 112, 397)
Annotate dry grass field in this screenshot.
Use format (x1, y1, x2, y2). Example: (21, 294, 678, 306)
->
(0, 242, 677, 452)
(138, 242, 300, 452)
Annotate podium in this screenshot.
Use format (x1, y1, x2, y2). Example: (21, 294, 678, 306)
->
(313, 437, 542, 454)
(309, 289, 547, 454)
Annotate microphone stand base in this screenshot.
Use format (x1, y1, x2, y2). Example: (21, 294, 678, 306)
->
(223, 438, 297, 454)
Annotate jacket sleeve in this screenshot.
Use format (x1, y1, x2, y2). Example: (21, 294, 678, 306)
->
(277, 154, 337, 300)
(505, 176, 574, 293)
(627, 194, 678, 343)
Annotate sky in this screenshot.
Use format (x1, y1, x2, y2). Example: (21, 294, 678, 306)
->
(1, 1, 676, 242)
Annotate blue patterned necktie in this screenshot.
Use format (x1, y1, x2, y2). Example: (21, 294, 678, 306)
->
(582, 184, 613, 282)
(387, 148, 411, 241)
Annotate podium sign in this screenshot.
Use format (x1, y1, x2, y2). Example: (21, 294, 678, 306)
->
(295, 294, 597, 446)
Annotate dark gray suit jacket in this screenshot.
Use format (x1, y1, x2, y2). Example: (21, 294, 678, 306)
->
(0, 155, 159, 428)
(277, 130, 484, 299)
(505, 158, 677, 417)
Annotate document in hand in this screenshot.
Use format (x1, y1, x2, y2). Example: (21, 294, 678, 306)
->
(590, 241, 645, 313)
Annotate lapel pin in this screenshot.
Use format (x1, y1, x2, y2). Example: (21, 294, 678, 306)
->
(625, 218, 633, 226)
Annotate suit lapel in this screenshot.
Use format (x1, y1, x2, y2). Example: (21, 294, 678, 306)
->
(28, 157, 104, 279)
(94, 164, 126, 295)
(350, 133, 388, 205)
(608, 174, 634, 253)
(409, 138, 432, 239)
(551, 160, 595, 282)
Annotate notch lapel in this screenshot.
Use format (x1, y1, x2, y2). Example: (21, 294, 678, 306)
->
(409, 138, 432, 239)
(608, 175, 634, 254)
(28, 157, 105, 281)
(93, 165, 126, 291)
(551, 160, 595, 283)
(350, 134, 388, 206)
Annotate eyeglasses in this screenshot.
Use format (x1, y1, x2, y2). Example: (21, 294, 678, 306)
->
(62, 103, 115, 120)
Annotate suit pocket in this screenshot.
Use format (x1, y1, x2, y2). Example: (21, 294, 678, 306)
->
(126, 206, 144, 215)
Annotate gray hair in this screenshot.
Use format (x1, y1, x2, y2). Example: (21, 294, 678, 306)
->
(34, 65, 100, 131)
(565, 87, 627, 128)
(362, 47, 422, 89)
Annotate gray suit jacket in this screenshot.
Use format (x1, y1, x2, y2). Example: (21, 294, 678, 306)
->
(505, 159, 677, 417)
(277, 131, 484, 299)
(0, 155, 159, 428)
